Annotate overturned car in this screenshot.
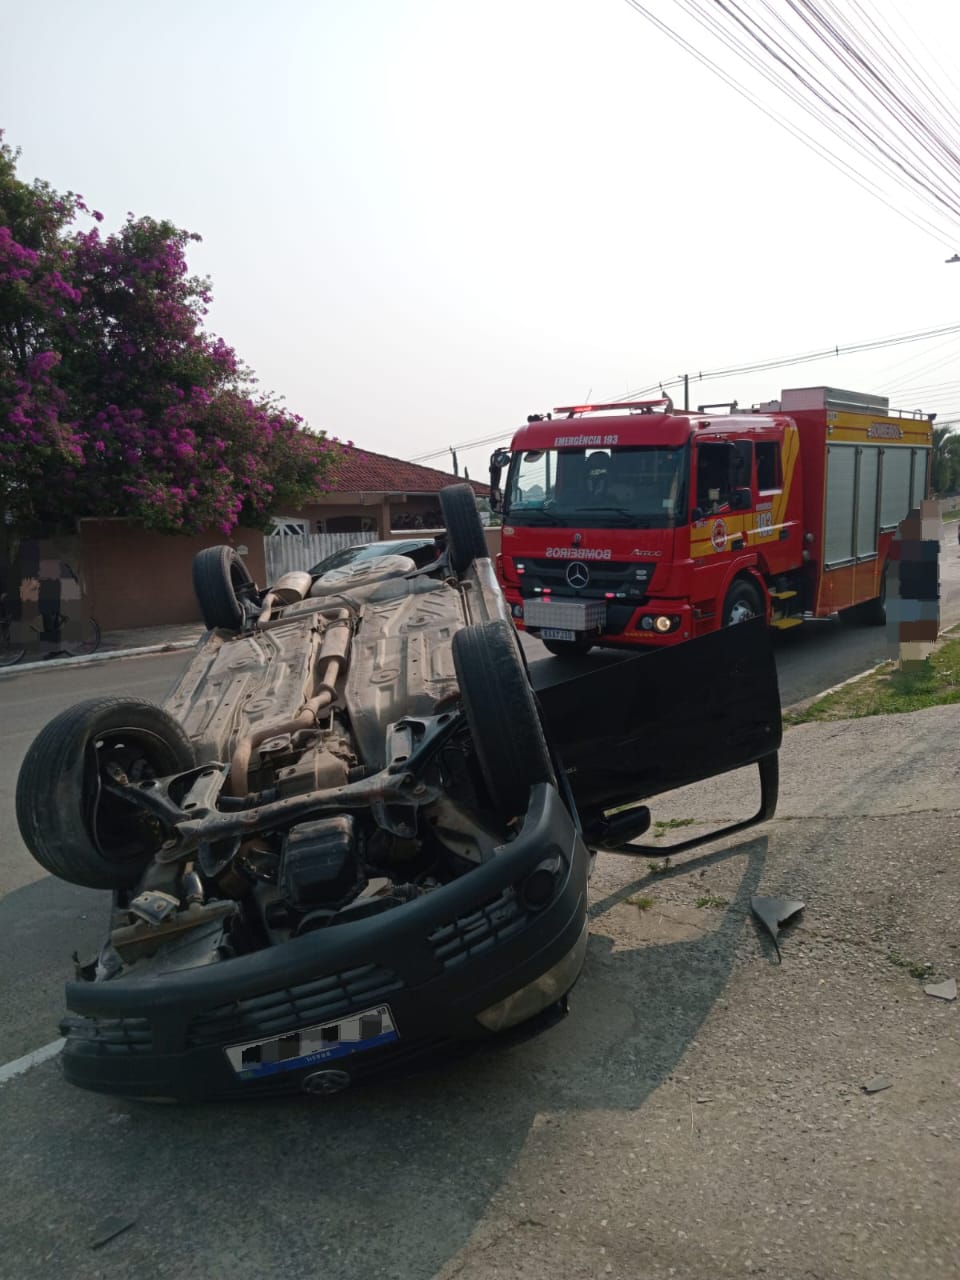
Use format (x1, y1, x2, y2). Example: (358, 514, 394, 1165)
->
(16, 485, 782, 1101)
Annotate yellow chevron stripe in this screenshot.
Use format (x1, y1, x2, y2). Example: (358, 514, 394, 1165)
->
(773, 425, 799, 527)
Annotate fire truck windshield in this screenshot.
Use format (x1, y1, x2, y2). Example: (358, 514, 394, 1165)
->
(505, 444, 688, 528)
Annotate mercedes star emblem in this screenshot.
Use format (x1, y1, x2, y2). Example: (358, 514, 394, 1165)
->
(566, 561, 590, 589)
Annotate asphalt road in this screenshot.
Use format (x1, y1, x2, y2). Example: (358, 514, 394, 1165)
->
(2, 536, 958, 1048)
(529, 529, 960, 701)
(0, 537, 958, 1279)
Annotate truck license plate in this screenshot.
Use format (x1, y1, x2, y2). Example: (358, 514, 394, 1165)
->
(541, 628, 577, 641)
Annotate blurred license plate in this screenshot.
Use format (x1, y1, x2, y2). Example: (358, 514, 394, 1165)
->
(541, 628, 577, 641)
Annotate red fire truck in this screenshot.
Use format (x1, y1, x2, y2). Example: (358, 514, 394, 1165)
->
(489, 387, 934, 655)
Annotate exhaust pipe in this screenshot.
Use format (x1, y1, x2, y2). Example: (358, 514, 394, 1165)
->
(229, 609, 354, 796)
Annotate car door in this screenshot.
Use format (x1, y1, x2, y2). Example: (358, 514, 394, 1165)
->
(535, 618, 781, 814)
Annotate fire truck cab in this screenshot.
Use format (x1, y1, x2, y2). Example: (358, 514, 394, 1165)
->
(490, 388, 933, 655)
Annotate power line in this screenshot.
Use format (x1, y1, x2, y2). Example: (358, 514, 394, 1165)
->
(622, 0, 960, 248)
(409, 321, 960, 464)
(614, 320, 960, 402)
(623, 0, 956, 246)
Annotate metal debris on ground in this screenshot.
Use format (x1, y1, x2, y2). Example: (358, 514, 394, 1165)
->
(861, 1076, 892, 1094)
(923, 977, 957, 1001)
(750, 896, 805, 962)
(90, 1215, 137, 1249)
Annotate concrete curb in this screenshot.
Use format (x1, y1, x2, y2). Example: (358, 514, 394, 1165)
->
(0, 638, 199, 680)
(782, 662, 889, 716)
(783, 623, 959, 716)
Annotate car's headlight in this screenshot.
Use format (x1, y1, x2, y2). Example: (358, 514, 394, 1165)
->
(475, 922, 588, 1031)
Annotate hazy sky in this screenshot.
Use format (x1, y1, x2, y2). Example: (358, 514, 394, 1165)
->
(4, 0, 960, 482)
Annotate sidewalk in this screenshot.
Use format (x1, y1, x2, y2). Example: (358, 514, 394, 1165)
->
(434, 703, 960, 1280)
(98, 621, 204, 653)
(0, 620, 204, 677)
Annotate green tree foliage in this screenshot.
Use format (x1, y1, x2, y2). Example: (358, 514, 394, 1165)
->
(0, 134, 341, 535)
(931, 424, 960, 495)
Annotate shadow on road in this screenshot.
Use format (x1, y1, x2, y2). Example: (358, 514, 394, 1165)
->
(526, 612, 897, 708)
(0, 874, 104, 1060)
(0, 836, 768, 1280)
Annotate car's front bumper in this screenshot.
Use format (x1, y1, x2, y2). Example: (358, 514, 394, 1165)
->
(60, 783, 589, 1101)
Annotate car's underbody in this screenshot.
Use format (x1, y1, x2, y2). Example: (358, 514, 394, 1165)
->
(15, 486, 783, 1100)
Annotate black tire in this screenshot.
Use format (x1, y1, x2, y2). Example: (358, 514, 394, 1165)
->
(542, 637, 594, 658)
(859, 562, 888, 627)
(440, 484, 488, 575)
(722, 578, 764, 627)
(16, 697, 197, 889)
(193, 546, 256, 631)
(452, 619, 554, 819)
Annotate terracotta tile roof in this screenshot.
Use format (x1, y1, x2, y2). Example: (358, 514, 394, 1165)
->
(327, 446, 489, 496)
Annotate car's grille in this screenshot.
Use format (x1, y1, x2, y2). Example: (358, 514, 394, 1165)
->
(186, 963, 403, 1047)
(429, 888, 527, 970)
(61, 1015, 153, 1054)
(515, 558, 655, 601)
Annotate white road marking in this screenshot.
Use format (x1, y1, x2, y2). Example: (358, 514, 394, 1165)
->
(0, 1038, 65, 1086)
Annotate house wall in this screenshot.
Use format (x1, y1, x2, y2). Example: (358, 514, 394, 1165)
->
(80, 520, 266, 631)
(297, 500, 385, 535)
(77, 491, 499, 632)
(294, 493, 486, 536)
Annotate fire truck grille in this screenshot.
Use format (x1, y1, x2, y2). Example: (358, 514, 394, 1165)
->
(516, 559, 656, 600)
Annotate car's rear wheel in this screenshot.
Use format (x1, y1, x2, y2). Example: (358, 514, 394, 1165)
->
(453, 619, 555, 820)
(440, 484, 488, 575)
(16, 698, 197, 889)
(193, 546, 256, 631)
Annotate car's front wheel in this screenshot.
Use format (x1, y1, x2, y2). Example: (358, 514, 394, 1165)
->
(16, 698, 197, 889)
(453, 619, 555, 820)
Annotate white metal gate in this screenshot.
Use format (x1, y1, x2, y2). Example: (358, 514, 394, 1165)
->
(263, 532, 378, 581)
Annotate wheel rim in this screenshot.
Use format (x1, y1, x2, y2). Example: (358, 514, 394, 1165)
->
(727, 598, 757, 625)
(84, 727, 185, 865)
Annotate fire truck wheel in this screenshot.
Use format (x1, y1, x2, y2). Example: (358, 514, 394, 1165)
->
(542, 637, 595, 657)
(453, 619, 555, 820)
(722, 578, 764, 627)
(440, 484, 489, 575)
(859, 563, 888, 627)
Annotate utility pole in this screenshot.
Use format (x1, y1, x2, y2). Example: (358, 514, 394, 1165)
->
(677, 374, 690, 411)
(450, 448, 459, 476)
